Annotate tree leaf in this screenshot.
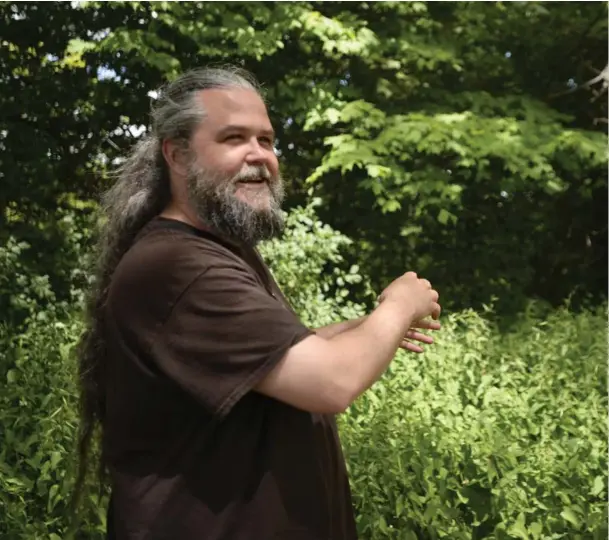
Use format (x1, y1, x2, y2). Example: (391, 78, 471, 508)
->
(591, 475, 605, 496)
(507, 512, 529, 539)
(560, 507, 581, 528)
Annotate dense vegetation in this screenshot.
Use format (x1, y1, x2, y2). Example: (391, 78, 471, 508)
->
(0, 2, 606, 538)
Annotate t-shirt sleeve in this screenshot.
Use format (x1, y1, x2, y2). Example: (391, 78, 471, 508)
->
(154, 258, 314, 418)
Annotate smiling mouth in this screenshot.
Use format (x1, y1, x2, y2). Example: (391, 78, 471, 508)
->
(238, 178, 267, 184)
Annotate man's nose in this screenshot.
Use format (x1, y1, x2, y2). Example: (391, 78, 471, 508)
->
(244, 138, 269, 165)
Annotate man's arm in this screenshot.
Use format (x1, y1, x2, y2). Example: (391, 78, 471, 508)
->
(314, 317, 366, 339)
(256, 272, 441, 414)
(315, 316, 440, 350)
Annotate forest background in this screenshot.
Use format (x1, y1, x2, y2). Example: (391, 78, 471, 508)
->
(0, 2, 607, 539)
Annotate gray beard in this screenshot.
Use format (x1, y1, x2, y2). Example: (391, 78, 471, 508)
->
(186, 165, 286, 247)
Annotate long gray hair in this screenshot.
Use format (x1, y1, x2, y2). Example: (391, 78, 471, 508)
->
(72, 66, 261, 512)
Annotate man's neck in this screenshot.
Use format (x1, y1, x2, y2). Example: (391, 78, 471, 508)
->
(159, 202, 249, 249)
(160, 202, 205, 231)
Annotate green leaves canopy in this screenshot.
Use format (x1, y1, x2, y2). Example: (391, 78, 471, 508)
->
(1, 1, 606, 316)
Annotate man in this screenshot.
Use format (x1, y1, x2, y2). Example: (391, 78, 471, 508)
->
(75, 66, 441, 540)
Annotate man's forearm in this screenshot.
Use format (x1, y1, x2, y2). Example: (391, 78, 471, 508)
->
(314, 316, 366, 339)
(324, 301, 414, 407)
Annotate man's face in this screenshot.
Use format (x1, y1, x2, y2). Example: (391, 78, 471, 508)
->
(185, 88, 285, 245)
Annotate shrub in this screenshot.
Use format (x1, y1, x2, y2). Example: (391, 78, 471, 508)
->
(0, 311, 106, 539)
(0, 215, 103, 538)
(0, 204, 605, 539)
(0, 237, 57, 328)
(0, 208, 94, 329)
(259, 199, 373, 327)
(339, 305, 608, 539)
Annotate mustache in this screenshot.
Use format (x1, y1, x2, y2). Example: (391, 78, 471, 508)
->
(232, 165, 272, 183)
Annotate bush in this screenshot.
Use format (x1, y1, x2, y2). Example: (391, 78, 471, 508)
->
(339, 305, 608, 539)
(259, 199, 373, 327)
(0, 207, 94, 328)
(0, 311, 106, 539)
(0, 204, 606, 538)
(0, 215, 102, 538)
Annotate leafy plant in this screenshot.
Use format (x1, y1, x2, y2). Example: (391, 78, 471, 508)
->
(259, 199, 373, 327)
(339, 305, 608, 539)
(2, 1, 606, 316)
(1, 205, 605, 539)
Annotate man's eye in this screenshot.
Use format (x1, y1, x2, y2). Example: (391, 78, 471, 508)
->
(224, 134, 243, 142)
(259, 137, 273, 146)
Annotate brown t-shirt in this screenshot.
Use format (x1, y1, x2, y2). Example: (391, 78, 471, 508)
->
(102, 217, 357, 540)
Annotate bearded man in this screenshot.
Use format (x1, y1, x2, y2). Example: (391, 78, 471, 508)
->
(75, 66, 441, 540)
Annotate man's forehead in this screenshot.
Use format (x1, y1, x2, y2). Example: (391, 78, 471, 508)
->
(195, 88, 270, 127)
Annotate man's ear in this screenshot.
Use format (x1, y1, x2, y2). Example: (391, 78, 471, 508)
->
(162, 139, 191, 179)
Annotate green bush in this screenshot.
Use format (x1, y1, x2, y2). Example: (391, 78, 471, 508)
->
(0, 208, 94, 329)
(260, 199, 373, 327)
(340, 305, 608, 539)
(0, 237, 57, 328)
(0, 312, 106, 539)
(0, 220, 101, 538)
(0, 204, 606, 538)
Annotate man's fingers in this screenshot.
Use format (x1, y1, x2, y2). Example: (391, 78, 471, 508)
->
(405, 330, 434, 344)
(400, 340, 424, 353)
(412, 319, 441, 331)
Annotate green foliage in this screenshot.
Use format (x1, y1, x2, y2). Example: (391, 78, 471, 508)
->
(2, 1, 606, 316)
(0, 308, 104, 538)
(0, 208, 98, 537)
(339, 304, 608, 539)
(259, 200, 373, 327)
(309, 96, 607, 312)
(0, 237, 55, 326)
(0, 207, 94, 328)
(0, 205, 606, 538)
(0, 1, 607, 537)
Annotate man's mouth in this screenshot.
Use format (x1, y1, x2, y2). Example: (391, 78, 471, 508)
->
(238, 178, 267, 184)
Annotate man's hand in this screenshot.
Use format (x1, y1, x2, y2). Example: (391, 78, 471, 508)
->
(400, 318, 441, 353)
(377, 271, 442, 353)
(378, 271, 441, 322)
(318, 271, 442, 353)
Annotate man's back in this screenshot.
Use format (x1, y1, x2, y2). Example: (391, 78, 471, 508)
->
(102, 217, 357, 540)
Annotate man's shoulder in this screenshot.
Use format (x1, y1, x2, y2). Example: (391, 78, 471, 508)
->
(110, 220, 252, 302)
(127, 220, 245, 273)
